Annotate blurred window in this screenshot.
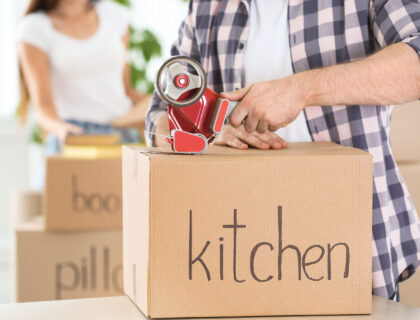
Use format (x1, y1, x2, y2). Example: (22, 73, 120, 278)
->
(0, 1, 27, 120)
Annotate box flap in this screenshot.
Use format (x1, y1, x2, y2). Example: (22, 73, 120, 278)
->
(122, 146, 151, 315)
(125, 142, 370, 161)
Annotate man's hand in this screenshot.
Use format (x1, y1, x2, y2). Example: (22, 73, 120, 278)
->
(214, 124, 287, 150)
(222, 75, 308, 133)
(221, 43, 420, 135)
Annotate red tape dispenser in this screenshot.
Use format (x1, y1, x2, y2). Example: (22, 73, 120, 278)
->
(154, 56, 237, 154)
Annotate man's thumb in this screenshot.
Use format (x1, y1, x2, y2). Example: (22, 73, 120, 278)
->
(221, 86, 250, 101)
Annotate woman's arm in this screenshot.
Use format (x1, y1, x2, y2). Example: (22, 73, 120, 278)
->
(18, 43, 83, 142)
(122, 29, 145, 105)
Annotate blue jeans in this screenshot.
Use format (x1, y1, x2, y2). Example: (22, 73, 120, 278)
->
(45, 119, 140, 155)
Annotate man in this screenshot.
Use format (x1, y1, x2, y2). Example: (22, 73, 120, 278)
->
(146, 0, 420, 300)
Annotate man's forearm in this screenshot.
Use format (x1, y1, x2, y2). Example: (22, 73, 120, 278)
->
(302, 43, 420, 107)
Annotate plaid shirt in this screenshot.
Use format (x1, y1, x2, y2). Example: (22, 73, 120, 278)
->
(146, 0, 420, 298)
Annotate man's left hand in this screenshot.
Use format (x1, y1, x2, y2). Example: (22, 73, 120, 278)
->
(222, 75, 308, 133)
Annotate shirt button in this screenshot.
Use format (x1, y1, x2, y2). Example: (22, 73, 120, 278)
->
(238, 42, 244, 50)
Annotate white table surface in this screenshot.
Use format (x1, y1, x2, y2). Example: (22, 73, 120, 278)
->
(0, 295, 419, 320)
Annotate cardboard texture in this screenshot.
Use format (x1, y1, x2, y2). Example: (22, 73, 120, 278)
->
(65, 134, 121, 146)
(45, 156, 122, 230)
(391, 100, 420, 161)
(400, 271, 420, 309)
(1, 296, 419, 320)
(122, 143, 373, 318)
(396, 162, 420, 308)
(11, 190, 42, 226)
(15, 216, 123, 302)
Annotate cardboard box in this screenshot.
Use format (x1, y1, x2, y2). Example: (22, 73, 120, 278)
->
(396, 162, 420, 308)
(11, 189, 42, 226)
(45, 156, 122, 230)
(65, 134, 122, 146)
(62, 145, 124, 159)
(15, 216, 123, 302)
(122, 143, 373, 318)
(391, 100, 420, 161)
(0, 296, 418, 320)
(400, 271, 420, 308)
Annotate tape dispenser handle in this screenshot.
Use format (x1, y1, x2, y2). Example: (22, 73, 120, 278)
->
(225, 100, 239, 125)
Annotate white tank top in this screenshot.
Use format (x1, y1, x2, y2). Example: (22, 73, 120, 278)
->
(16, 1, 132, 124)
(243, 0, 312, 142)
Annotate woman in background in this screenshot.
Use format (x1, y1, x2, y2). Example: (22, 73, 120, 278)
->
(17, 0, 143, 152)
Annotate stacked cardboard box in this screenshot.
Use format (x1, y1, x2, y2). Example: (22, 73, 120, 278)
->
(122, 142, 373, 317)
(14, 144, 126, 302)
(391, 100, 420, 162)
(42, 94, 152, 230)
(44, 151, 123, 230)
(15, 214, 123, 302)
(391, 100, 420, 308)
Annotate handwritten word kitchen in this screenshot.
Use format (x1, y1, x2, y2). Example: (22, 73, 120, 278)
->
(189, 206, 350, 283)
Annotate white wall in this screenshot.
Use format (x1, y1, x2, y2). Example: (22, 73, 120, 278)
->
(0, 0, 28, 118)
(0, 0, 29, 236)
(0, 120, 28, 303)
(131, 0, 189, 80)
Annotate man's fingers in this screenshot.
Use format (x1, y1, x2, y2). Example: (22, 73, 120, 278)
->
(224, 86, 254, 128)
(214, 128, 248, 150)
(226, 135, 248, 150)
(229, 102, 249, 128)
(256, 120, 268, 134)
(268, 132, 288, 148)
(214, 124, 287, 151)
(256, 132, 287, 149)
(221, 86, 251, 101)
(268, 123, 286, 132)
(238, 131, 269, 150)
(244, 115, 259, 133)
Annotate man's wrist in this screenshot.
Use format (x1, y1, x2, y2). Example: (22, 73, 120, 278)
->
(295, 68, 324, 108)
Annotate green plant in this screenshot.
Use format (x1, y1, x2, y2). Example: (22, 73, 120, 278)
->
(129, 27, 162, 93)
(112, 0, 131, 6)
(29, 124, 43, 145)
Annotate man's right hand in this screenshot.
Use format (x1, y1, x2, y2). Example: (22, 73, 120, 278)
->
(214, 124, 287, 150)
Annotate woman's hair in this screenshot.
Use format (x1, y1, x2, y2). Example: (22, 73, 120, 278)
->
(18, 0, 98, 124)
(25, 0, 61, 15)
